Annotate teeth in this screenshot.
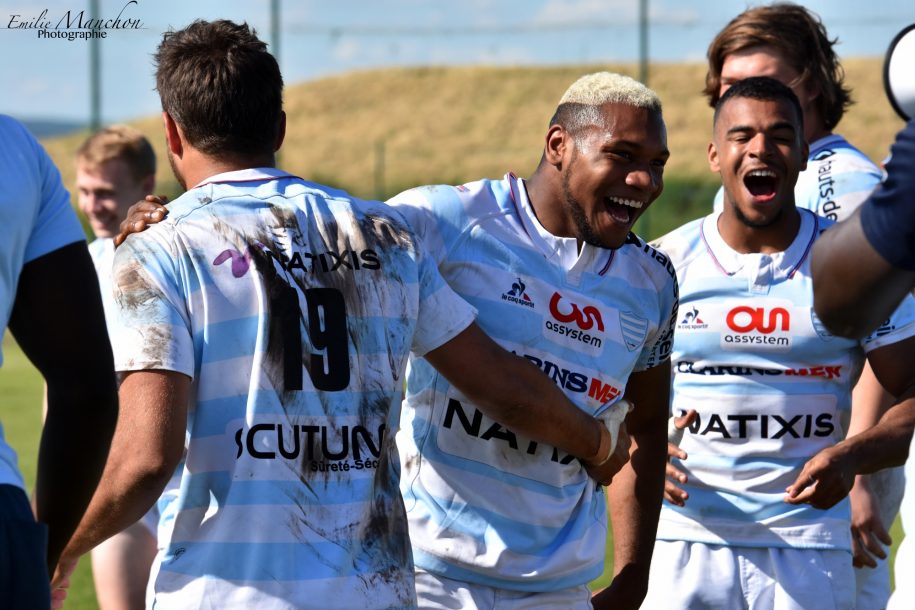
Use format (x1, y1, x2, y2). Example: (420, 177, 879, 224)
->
(608, 196, 644, 209)
(747, 169, 776, 178)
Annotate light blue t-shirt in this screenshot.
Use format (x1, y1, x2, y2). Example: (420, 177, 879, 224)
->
(389, 173, 678, 591)
(0, 115, 84, 490)
(112, 168, 476, 610)
(653, 211, 915, 551)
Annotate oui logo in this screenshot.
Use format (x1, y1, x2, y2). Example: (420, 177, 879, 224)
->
(726, 306, 790, 334)
(549, 292, 604, 332)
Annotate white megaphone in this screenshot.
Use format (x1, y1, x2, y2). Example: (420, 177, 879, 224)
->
(884, 24, 915, 121)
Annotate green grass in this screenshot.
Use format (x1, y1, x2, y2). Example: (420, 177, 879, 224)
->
(1, 333, 904, 601)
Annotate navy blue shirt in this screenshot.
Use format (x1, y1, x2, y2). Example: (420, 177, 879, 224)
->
(861, 120, 915, 270)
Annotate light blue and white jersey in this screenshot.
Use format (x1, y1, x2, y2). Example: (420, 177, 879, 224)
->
(389, 173, 678, 591)
(714, 133, 882, 221)
(0, 115, 84, 490)
(112, 168, 476, 610)
(88, 237, 116, 337)
(654, 210, 915, 551)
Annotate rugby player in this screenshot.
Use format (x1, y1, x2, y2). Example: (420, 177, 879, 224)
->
(643, 77, 915, 610)
(388, 72, 676, 610)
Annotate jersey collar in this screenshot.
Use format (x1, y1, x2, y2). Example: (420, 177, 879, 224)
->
(505, 173, 615, 278)
(700, 208, 818, 283)
(193, 167, 299, 189)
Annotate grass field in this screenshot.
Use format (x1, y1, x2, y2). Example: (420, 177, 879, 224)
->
(1, 333, 906, 605)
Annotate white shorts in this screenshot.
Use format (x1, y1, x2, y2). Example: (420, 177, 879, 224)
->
(414, 569, 593, 610)
(643, 540, 855, 610)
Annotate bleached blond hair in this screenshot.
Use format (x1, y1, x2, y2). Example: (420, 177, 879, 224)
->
(551, 72, 662, 136)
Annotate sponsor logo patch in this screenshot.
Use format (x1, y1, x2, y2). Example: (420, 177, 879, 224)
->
(501, 277, 535, 309)
(721, 305, 792, 352)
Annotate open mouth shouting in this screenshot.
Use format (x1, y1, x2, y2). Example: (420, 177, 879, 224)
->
(605, 195, 645, 225)
(743, 168, 779, 203)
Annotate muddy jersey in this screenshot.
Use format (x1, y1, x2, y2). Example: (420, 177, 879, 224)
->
(388, 173, 678, 591)
(111, 168, 476, 610)
(714, 133, 882, 222)
(653, 210, 915, 551)
(0, 115, 84, 490)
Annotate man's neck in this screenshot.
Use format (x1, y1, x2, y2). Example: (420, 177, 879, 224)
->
(178, 148, 275, 190)
(717, 204, 802, 255)
(523, 170, 574, 240)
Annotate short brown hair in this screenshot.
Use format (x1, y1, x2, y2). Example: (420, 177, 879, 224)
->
(154, 19, 283, 160)
(76, 124, 156, 181)
(704, 2, 851, 131)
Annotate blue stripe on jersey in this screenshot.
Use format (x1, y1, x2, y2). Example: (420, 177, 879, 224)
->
(158, 541, 396, 580)
(177, 476, 380, 508)
(411, 548, 604, 593)
(189, 390, 398, 438)
(404, 483, 604, 554)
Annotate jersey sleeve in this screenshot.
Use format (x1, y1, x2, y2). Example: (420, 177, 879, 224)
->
(860, 120, 915, 271)
(861, 292, 915, 353)
(387, 185, 467, 268)
(408, 232, 477, 357)
(20, 121, 85, 263)
(817, 156, 882, 222)
(634, 248, 679, 371)
(109, 227, 196, 377)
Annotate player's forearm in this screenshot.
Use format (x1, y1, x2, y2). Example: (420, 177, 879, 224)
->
(426, 324, 606, 461)
(62, 370, 189, 561)
(835, 389, 915, 474)
(61, 443, 175, 561)
(460, 352, 608, 461)
(37, 375, 118, 573)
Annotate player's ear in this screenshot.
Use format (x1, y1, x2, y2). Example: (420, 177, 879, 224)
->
(544, 124, 569, 169)
(708, 141, 720, 173)
(274, 111, 286, 152)
(163, 112, 183, 157)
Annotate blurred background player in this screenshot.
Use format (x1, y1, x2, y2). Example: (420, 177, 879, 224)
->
(0, 114, 117, 608)
(687, 6, 899, 606)
(75, 125, 158, 610)
(646, 77, 915, 610)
